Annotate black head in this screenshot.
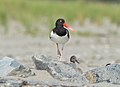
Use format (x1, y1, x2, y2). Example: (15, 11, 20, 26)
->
(70, 56, 80, 64)
(55, 18, 65, 27)
(70, 56, 76, 63)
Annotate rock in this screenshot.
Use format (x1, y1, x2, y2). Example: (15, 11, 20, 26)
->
(85, 64, 120, 85)
(5, 79, 23, 87)
(0, 77, 90, 87)
(32, 55, 91, 87)
(0, 56, 35, 78)
(32, 55, 50, 70)
(0, 78, 23, 87)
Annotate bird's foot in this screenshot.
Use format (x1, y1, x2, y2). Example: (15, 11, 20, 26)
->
(59, 57, 66, 62)
(59, 59, 66, 63)
(57, 55, 65, 62)
(57, 55, 61, 59)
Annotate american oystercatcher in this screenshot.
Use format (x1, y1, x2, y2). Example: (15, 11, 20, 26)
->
(50, 18, 75, 60)
(70, 56, 80, 64)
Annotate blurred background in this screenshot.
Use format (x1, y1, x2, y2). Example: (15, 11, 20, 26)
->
(0, 0, 120, 67)
(0, 0, 120, 36)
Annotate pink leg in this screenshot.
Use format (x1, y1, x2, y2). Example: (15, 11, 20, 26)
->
(56, 43, 61, 58)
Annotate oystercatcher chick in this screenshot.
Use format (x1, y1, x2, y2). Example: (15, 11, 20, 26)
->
(50, 18, 75, 60)
(70, 55, 80, 64)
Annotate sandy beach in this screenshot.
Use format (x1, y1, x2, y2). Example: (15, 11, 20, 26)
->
(0, 20, 120, 86)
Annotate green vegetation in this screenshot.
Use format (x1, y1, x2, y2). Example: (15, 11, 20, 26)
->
(0, 0, 120, 35)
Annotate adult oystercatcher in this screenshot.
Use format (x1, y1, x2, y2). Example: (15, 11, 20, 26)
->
(50, 18, 75, 60)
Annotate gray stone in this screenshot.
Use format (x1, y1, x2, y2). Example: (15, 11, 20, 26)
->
(0, 77, 90, 87)
(32, 55, 91, 87)
(5, 79, 23, 87)
(0, 78, 23, 87)
(0, 56, 35, 78)
(85, 64, 120, 85)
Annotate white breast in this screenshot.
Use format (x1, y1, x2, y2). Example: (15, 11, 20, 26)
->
(50, 31, 69, 44)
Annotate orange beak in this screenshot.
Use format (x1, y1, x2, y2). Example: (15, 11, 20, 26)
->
(63, 23, 75, 32)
